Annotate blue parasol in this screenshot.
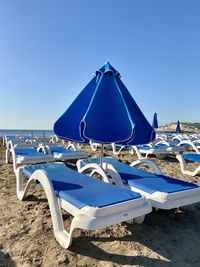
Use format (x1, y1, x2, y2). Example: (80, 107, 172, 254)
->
(176, 120, 181, 133)
(54, 62, 155, 146)
(152, 112, 158, 129)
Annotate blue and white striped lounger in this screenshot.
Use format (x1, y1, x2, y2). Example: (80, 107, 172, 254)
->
(15, 162, 151, 248)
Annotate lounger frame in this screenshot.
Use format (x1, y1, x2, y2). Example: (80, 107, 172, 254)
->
(176, 154, 200, 176)
(15, 162, 151, 248)
(132, 145, 185, 159)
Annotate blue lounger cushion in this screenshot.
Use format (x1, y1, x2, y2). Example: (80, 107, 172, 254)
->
(115, 144, 132, 150)
(182, 154, 200, 163)
(23, 165, 141, 209)
(15, 148, 45, 157)
(80, 158, 199, 195)
(50, 146, 78, 154)
(138, 145, 179, 150)
(117, 165, 199, 194)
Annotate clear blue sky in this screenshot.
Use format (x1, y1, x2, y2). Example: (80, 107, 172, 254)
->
(1, 0, 200, 130)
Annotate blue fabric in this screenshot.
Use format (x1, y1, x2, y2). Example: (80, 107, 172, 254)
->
(23, 164, 141, 209)
(138, 145, 178, 150)
(54, 78, 97, 143)
(182, 154, 200, 163)
(80, 157, 199, 194)
(15, 148, 44, 157)
(152, 112, 158, 129)
(115, 78, 155, 145)
(176, 120, 181, 133)
(118, 168, 198, 194)
(54, 62, 155, 145)
(115, 144, 132, 150)
(50, 146, 79, 154)
(137, 146, 155, 151)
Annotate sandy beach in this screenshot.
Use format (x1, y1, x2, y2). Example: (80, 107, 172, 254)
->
(0, 141, 200, 267)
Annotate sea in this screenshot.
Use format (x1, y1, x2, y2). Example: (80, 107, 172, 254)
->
(0, 129, 54, 138)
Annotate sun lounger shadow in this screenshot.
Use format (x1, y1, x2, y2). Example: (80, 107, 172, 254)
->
(0, 251, 16, 267)
(70, 207, 200, 266)
(69, 228, 170, 266)
(162, 155, 178, 163)
(70, 238, 170, 266)
(24, 194, 48, 203)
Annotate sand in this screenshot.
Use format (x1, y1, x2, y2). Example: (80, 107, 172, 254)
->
(0, 141, 200, 267)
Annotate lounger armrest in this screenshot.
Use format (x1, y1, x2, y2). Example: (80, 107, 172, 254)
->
(77, 160, 125, 187)
(37, 145, 52, 154)
(130, 159, 163, 175)
(176, 154, 200, 176)
(111, 143, 125, 155)
(178, 140, 199, 153)
(66, 142, 76, 150)
(131, 146, 143, 159)
(155, 140, 169, 146)
(78, 163, 112, 184)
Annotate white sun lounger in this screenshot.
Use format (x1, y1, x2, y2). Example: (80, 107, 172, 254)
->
(176, 154, 200, 176)
(39, 145, 87, 161)
(6, 144, 54, 171)
(15, 162, 151, 248)
(77, 157, 200, 210)
(133, 144, 186, 159)
(111, 143, 133, 155)
(3, 135, 18, 147)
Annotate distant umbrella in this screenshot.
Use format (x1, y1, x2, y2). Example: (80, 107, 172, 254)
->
(54, 62, 155, 147)
(176, 120, 181, 133)
(152, 112, 158, 129)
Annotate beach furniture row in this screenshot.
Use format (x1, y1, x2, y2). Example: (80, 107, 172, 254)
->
(3, 136, 200, 248)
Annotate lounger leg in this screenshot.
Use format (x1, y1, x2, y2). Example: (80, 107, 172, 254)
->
(133, 215, 145, 224)
(176, 155, 200, 176)
(132, 146, 143, 159)
(126, 215, 145, 225)
(176, 154, 188, 175)
(111, 143, 125, 155)
(5, 147, 10, 164)
(15, 167, 26, 200)
(15, 169, 78, 248)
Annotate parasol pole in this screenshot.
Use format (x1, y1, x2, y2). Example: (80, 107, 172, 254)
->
(100, 144, 104, 167)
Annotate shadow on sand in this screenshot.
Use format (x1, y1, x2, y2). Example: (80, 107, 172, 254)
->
(69, 208, 200, 267)
(0, 250, 16, 267)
